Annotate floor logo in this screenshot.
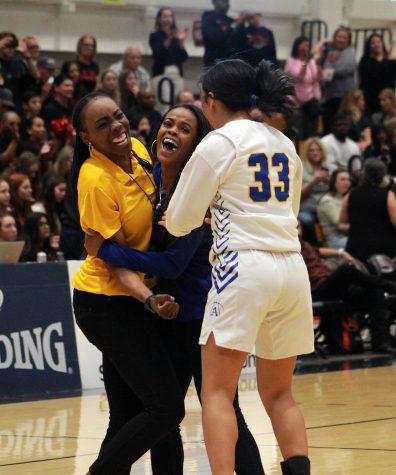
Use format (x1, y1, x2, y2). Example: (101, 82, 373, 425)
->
(209, 301, 223, 318)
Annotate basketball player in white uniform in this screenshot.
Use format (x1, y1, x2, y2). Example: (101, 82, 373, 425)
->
(164, 59, 314, 475)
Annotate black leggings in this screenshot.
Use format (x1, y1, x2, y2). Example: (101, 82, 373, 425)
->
(150, 318, 265, 475)
(73, 290, 185, 475)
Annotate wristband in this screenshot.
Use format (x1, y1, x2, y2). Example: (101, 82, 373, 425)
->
(338, 248, 344, 257)
(144, 293, 156, 313)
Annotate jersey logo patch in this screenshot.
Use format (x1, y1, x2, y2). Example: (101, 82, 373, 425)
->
(209, 301, 224, 317)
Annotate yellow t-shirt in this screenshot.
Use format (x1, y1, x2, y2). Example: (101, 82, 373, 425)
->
(72, 138, 156, 296)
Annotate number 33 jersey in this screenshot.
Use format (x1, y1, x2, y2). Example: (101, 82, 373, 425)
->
(166, 119, 302, 260)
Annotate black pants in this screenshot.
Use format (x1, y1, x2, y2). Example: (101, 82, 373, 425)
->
(312, 264, 388, 345)
(150, 318, 265, 475)
(321, 97, 342, 136)
(299, 98, 321, 139)
(73, 290, 185, 475)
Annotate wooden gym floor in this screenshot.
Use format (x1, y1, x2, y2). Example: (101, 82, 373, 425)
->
(1, 356, 396, 475)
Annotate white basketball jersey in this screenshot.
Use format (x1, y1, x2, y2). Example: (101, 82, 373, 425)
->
(166, 119, 302, 261)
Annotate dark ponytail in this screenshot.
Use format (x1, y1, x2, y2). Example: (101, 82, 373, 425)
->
(254, 60, 295, 117)
(200, 58, 295, 117)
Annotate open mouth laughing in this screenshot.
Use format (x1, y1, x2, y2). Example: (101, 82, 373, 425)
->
(112, 131, 129, 146)
(162, 137, 179, 152)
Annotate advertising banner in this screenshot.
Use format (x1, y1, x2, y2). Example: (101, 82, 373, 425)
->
(0, 262, 81, 402)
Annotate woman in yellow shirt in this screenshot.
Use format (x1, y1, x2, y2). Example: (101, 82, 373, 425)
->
(70, 92, 184, 475)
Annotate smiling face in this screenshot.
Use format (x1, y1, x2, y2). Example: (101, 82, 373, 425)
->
(156, 107, 198, 174)
(80, 96, 132, 161)
(0, 215, 17, 241)
(158, 8, 174, 30)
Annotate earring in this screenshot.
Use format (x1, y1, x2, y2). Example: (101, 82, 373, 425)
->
(150, 139, 157, 157)
(88, 142, 93, 155)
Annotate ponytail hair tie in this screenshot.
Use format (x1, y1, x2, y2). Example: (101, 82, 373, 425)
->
(250, 94, 259, 107)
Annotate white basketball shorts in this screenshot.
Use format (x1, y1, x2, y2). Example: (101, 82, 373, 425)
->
(199, 250, 314, 359)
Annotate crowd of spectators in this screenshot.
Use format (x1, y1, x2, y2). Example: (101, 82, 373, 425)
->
(0, 0, 396, 351)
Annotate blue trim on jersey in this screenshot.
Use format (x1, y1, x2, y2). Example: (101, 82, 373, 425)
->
(212, 251, 239, 294)
(212, 192, 231, 256)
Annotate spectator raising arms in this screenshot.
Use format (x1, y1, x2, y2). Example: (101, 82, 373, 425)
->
(149, 7, 188, 78)
(284, 36, 322, 139)
(235, 11, 278, 67)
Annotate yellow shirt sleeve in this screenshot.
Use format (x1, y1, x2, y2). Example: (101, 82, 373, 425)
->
(79, 185, 121, 239)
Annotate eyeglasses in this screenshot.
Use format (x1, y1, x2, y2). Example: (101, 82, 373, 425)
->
(82, 43, 95, 47)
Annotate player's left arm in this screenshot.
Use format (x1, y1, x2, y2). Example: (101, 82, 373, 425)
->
(166, 155, 218, 236)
